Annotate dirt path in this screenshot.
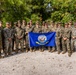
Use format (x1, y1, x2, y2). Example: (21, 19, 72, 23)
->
(0, 51, 76, 75)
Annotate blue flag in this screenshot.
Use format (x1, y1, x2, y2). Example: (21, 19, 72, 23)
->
(29, 32, 56, 47)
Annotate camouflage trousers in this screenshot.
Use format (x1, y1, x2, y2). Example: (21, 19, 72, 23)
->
(26, 35, 32, 50)
(4, 40, 12, 54)
(56, 37, 61, 51)
(71, 39, 76, 51)
(62, 39, 71, 52)
(15, 39, 24, 50)
(26, 35, 29, 48)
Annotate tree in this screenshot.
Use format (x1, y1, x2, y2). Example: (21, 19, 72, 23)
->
(0, 0, 76, 25)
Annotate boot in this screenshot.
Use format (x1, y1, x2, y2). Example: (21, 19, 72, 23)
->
(26, 48, 28, 52)
(15, 49, 18, 54)
(41, 49, 44, 52)
(62, 51, 66, 54)
(30, 48, 33, 52)
(68, 52, 72, 57)
(39, 49, 42, 52)
(48, 47, 51, 52)
(5, 53, 8, 57)
(21, 49, 24, 52)
(51, 49, 55, 53)
(33, 48, 36, 52)
(40, 46, 44, 52)
(0, 55, 2, 58)
(8, 52, 12, 55)
(58, 51, 61, 54)
(68, 49, 72, 57)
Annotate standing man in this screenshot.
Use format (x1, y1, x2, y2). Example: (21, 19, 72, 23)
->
(3, 22, 13, 57)
(50, 22, 56, 53)
(15, 22, 24, 53)
(21, 20, 26, 48)
(25, 22, 33, 52)
(55, 23, 62, 54)
(42, 22, 51, 52)
(33, 21, 42, 52)
(12, 22, 17, 51)
(62, 23, 72, 57)
(68, 21, 73, 52)
(71, 23, 76, 52)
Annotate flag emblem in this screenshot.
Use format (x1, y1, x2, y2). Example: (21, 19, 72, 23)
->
(36, 35, 48, 45)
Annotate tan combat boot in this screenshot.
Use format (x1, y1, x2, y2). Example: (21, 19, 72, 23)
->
(15, 50, 18, 54)
(68, 50, 72, 57)
(30, 48, 33, 52)
(41, 48, 44, 52)
(5, 53, 8, 57)
(62, 51, 66, 54)
(21, 49, 24, 52)
(26, 48, 28, 53)
(33, 47, 36, 52)
(0, 56, 2, 58)
(68, 52, 72, 57)
(51, 48, 55, 53)
(58, 51, 61, 54)
(48, 47, 51, 52)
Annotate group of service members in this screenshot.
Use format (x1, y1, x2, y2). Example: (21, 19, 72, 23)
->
(0, 20, 76, 58)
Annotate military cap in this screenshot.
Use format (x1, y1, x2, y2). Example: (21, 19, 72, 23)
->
(6, 22, 10, 25)
(27, 22, 30, 25)
(65, 23, 68, 25)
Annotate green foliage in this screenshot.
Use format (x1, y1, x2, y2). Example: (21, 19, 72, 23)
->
(31, 14, 40, 23)
(0, 0, 76, 26)
(51, 11, 63, 22)
(61, 12, 74, 23)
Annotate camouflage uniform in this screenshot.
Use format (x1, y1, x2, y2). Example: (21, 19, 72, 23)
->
(71, 23, 76, 52)
(62, 23, 72, 57)
(50, 23, 56, 53)
(68, 22, 72, 52)
(15, 26, 24, 53)
(21, 20, 26, 48)
(55, 23, 61, 54)
(33, 22, 42, 52)
(25, 23, 33, 52)
(3, 25, 13, 56)
(42, 22, 51, 52)
(12, 22, 17, 51)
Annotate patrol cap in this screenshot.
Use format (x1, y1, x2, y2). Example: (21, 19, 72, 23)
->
(65, 23, 68, 25)
(14, 22, 17, 25)
(64, 23, 68, 27)
(36, 21, 39, 24)
(55, 22, 58, 25)
(6, 22, 10, 25)
(69, 20, 72, 23)
(50, 21, 54, 24)
(58, 22, 62, 24)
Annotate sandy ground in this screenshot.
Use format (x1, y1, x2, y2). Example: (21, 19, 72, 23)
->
(0, 51, 76, 75)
